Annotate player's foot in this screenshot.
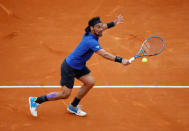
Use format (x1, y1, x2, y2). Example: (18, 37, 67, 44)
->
(29, 97, 40, 117)
(67, 104, 87, 117)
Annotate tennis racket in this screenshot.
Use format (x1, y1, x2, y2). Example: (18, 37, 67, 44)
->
(129, 36, 165, 63)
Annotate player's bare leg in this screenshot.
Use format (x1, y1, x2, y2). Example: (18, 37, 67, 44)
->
(29, 86, 72, 117)
(77, 73, 95, 99)
(67, 73, 94, 116)
(45, 86, 72, 101)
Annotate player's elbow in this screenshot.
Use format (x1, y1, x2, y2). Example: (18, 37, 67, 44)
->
(96, 49, 113, 60)
(102, 53, 110, 58)
(96, 49, 107, 57)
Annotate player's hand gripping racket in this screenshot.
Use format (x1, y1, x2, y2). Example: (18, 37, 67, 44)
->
(129, 36, 165, 63)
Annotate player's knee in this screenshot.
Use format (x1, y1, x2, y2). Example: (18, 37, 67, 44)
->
(85, 80, 95, 87)
(61, 86, 72, 99)
(61, 91, 71, 99)
(64, 92, 71, 99)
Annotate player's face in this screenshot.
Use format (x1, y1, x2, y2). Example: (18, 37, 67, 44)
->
(93, 23, 103, 37)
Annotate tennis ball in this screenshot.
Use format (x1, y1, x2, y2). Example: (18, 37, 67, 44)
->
(142, 57, 148, 63)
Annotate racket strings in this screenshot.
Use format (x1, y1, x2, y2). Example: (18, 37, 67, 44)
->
(143, 38, 164, 55)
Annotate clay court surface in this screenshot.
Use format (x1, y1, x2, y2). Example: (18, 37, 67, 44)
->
(0, 0, 189, 131)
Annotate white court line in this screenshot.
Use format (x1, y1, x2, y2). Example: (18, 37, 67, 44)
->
(0, 86, 189, 88)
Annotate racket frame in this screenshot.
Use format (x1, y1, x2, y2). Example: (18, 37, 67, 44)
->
(129, 36, 165, 63)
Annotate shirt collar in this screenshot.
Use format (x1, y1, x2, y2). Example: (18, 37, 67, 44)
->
(89, 32, 99, 41)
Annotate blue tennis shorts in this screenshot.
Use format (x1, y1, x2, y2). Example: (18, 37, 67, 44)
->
(60, 59, 90, 89)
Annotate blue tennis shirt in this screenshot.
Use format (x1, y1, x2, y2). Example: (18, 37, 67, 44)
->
(66, 33, 102, 70)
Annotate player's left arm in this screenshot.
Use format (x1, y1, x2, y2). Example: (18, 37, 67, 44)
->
(102, 15, 124, 31)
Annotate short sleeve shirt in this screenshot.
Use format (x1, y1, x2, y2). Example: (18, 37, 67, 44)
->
(66, 33, 102, 70)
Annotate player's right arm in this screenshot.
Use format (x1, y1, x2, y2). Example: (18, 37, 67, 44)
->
(102, 15, 124, 31)
(95, 49, 130, 66)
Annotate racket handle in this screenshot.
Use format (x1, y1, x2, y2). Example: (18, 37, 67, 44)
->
(129, 57, 135, 63)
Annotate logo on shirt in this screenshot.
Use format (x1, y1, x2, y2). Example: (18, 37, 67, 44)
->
(96, 46, 100, 49)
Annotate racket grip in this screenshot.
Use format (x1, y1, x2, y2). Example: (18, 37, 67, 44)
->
(129, 57, 135, 63)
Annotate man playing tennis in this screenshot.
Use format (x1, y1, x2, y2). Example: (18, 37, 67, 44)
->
(29, 15, 130, 117)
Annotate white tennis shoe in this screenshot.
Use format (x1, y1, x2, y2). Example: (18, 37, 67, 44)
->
(29, 97, 40, 117)
(67, 104, 87, 117)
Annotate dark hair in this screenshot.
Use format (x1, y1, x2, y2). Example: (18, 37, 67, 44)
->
(85, 16, 101, 36)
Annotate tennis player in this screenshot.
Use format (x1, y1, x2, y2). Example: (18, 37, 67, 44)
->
(29, 15, 130, 117)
